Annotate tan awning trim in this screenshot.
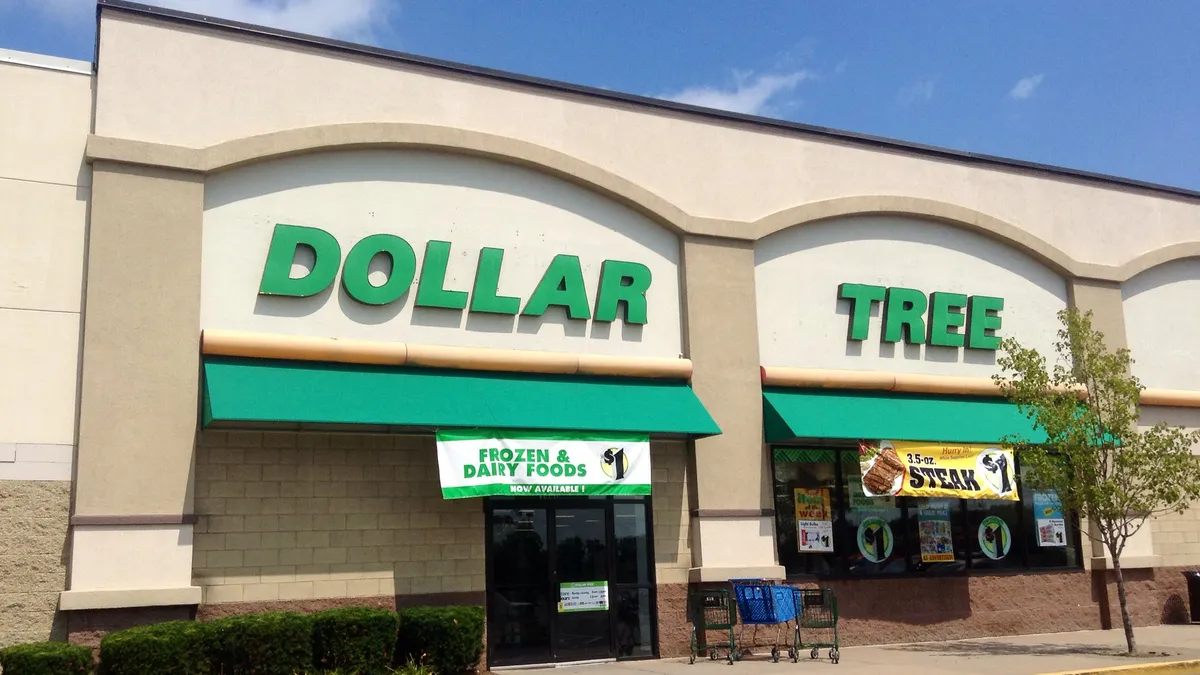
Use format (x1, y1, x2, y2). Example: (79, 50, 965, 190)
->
(201, 329, 693, 380)
(760, 365, 1200, 408)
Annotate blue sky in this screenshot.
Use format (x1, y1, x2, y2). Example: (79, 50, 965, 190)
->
(4, 1, 1199, 192)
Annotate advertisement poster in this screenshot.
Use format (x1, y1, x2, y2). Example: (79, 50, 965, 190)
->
(856, 516, 894, 563)
(436, 430, 650, 499)
(918, 501, 955, 563)
(1034, 490, 1067, 547)
(558, 581, 609, 613)
(795, 488, 834, 552)
(978, 516, 1012, 559)
(858, 440, 1019, 501)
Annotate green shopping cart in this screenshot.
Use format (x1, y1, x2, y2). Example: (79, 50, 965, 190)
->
(688, 588, 737, 664)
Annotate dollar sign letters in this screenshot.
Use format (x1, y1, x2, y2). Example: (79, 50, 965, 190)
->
(602, 448, 627, 480)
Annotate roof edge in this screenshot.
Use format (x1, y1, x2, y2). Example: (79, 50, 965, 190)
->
(0, 47, 93, 75)
(95, 0, 1200, 202)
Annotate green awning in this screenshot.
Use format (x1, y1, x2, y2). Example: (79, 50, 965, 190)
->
(202, 356, 721, 437)
(762, 388, 1045, 444)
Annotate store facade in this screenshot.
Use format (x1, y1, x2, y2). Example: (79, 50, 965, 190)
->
(3, 0, 1200, 660)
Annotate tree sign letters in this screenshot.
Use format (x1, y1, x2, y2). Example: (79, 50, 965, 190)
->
(838, 282, 1003, 351)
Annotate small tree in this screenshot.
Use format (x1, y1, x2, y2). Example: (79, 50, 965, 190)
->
(992, 307, 1200, 654)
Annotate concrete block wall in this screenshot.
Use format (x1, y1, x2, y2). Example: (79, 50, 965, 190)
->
(650, 441, 691, 584)
(193, 431, 485, 604)
(0, 482, 71, 647)
(1151, 499, 1200, 568)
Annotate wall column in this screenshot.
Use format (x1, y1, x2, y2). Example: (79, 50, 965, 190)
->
(680, 235, 784, 582)
(62, 161, 205, 611)
(1065, 279, 1159, 572)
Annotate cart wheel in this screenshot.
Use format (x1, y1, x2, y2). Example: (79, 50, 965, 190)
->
(771, 646, 779, 663)
(710, 649, 718, 661)
(810, 647, 819, 660)
(788, 647, 797, 662)
(830, 648, 840, 664)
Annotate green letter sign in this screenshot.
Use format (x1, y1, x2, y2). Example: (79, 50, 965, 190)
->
(837, 283, 1004, 351)
(257, 224, 654, 325)
(258, 224, 341, 297)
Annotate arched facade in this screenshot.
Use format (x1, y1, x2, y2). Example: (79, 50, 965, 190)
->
(3, 0, 1200, 660)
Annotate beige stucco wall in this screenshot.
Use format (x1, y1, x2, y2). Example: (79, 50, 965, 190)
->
(193, 431, 692, 603)
(1123, 259, 1200, 391)
(0, 54, 92, 480)
(93, 12, 1200, 269)
(0, 52, 92, 647)
(755, 215, 1068, 376)
(201, 149, 682, 357)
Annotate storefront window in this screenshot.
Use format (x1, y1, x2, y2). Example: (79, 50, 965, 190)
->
(771, 445, 1082, 578)
(773, 449, 839, 576)
(1020, 464, 1079, 568)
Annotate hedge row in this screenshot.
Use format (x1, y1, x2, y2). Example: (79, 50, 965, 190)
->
(0, 606, 482, 675)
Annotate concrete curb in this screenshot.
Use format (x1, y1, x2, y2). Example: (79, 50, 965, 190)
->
(1036, 660, 1200, 675)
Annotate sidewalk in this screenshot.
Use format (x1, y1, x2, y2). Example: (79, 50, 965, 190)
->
(518, 625, 1200, 675)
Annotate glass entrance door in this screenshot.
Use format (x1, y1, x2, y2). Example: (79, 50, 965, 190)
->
(486, 497, 657, 668)
(552, 507, 611, 662)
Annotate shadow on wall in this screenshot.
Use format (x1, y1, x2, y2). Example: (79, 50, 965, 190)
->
(1121, 257, 1200, 303)
(211, 148, 671, 345)
(756, 214, 1070, 370)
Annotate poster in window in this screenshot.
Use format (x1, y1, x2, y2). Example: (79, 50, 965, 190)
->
(917, 501, 955, 563)
(978, 516, 1012, 559)
(794, 488, 833, 552)
(856, 516, 893, 563)
(1033, 490, 1067, 547)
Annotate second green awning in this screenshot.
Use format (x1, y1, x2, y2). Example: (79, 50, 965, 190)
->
(763, 388, 1045, 444)
(202, 356, 721, 437)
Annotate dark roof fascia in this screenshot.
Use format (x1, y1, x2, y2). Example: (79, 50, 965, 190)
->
(95, 0, 1200, 202)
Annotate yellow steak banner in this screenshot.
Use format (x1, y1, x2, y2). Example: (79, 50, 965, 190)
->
(858, 440, 1019, 501)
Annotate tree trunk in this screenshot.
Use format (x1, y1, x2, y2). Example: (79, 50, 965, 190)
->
(1111, 553, 1137, 654)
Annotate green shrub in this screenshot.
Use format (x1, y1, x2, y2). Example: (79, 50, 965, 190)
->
(207, 611, 312, 675)
(311, 607, 399, 675)
(98, 621, 211, 675)
(0, 642, 94, 675)
(395, 606, 484, 675)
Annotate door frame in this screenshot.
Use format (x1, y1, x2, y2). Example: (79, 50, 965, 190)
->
(484, 496, 660, 668)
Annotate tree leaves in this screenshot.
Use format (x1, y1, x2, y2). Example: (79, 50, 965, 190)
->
(991, 307, 1200, 652)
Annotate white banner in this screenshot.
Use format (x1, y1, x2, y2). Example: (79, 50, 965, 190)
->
(435, 430, 651, 499)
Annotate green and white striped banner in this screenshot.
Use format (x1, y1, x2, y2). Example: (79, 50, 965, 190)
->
(435, 430, 651, 500)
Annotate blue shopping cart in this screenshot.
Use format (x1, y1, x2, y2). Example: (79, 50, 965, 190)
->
(730, 579, 804, 663)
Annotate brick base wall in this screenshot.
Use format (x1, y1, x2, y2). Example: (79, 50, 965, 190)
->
(0, 481, 71, 648)
(659, 567, 1199, 658)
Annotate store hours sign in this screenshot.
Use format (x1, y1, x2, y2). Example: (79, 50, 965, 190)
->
(435, 430, 651, 499)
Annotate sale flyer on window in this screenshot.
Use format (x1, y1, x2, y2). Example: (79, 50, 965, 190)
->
(794, 488, 834, 552)
(1033, 490, 1067, 547)
(918, 500, 955, 562)
(558, 581, 609, 613)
